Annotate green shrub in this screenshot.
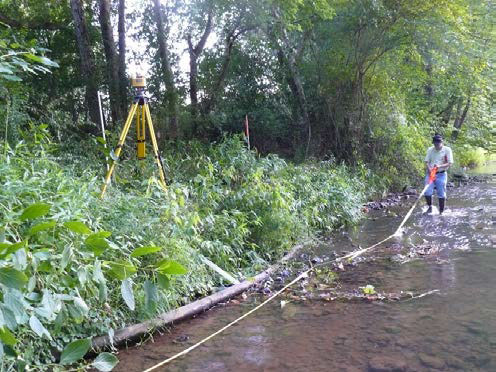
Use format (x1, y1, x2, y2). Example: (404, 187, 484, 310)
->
(455, 145, 487, 168)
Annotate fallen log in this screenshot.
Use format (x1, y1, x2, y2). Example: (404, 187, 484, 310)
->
(92, 241, 310, 350)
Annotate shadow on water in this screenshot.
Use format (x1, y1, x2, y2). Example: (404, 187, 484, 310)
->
(115, 165, 496, 371)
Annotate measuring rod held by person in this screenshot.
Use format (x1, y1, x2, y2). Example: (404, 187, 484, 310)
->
(99, 74, 167, 198)
(424, 134, 454, 214)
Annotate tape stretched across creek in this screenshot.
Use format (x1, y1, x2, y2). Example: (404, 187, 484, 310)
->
(142, 182, 432, 371)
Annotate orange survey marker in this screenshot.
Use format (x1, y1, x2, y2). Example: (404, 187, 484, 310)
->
(428, 165, 438, 184)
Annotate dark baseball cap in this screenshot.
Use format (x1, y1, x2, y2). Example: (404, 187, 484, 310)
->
(432, 134, 443, 143)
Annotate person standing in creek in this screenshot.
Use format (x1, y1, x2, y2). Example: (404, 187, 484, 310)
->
(424, 134, 454, 214)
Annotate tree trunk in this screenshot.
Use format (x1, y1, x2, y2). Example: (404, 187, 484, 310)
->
(152, 0, 178, 139)
(70, 0, 100, 126)
(201, 30, 237, 116)
(188, 10, 213, 130)
(98, 0, 122, 125)
(273, 26, 311, 159)
(440, 96, 456, 125)
(118, 0, 128, 114)
(451, 97, 471, 141)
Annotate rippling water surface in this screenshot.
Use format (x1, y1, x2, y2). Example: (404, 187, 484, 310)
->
(115, 165, 495, 371)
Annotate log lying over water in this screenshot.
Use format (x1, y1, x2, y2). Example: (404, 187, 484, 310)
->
(92, 242, 308, 350)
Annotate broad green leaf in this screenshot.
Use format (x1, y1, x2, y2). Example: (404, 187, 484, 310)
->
(120, 279, 135, 311)
(73, 297, 89, 316)
(59, 338, 92, 365)
(85, 236, 109, 256)
(20, 203, 51, 221)
(130, 246, 161, 258)
(144, 280, 157, 313)
(156, 260, 188, 275)
(98, 281, 108, 302)
(5, 292, 28, 325)
(1, 306, 17, 330)
(27, 276, 36, 292)
(24, 53, 43, 63)
(0, 267, 28, 289)
(13, 248, 27, 271)
(77, 267, 87, 286)
(92, 352, 119, 371)
(38, 56, 59, 67)
(3, 344, 17, 357)
(0, 326, 17, 346)
(28, 220, 57, 235)
(106, 261, 136, 281)
(0, 65, 13, 74)
(63, 221, 91, 235)
(35, 289, 59, 321)
(0, 242, 26, 259)
(93, 261, 105, 284)
(86, 231, 112, 240)
(1, 74, 22, 81)
(156, 273, 170, 290)
(60, 245, 73, 270)
(29, 315, 52, 340)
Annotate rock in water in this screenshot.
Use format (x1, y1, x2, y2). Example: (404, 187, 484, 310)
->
(368, 355, 407, 372)
(418, 353, 445, 369)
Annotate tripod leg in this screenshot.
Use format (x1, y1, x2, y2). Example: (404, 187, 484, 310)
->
(100, 103, 138, 198)
(144, 104, 167, 188)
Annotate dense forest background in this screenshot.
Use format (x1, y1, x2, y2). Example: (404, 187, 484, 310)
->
(0, 0, 494, 181)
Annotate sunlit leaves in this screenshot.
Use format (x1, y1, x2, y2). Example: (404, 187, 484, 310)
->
(130, 246, 161, 258)
(64, 221, 91, 235)
(85, 232, 111, 256)
(28, 220, 57, 235)
(120, 279, 135, 311)
(0, 242, 26, 259)
(143, 280, 157, 313)
(20, 203, 51, 221)
(155, 260, 188, 275)
(106, 261, 137, 280)
(29, 315, 52, 340)
(156, 273, 171, 290)
(92, 352, 119, 371)
(0, 327, 17, 346)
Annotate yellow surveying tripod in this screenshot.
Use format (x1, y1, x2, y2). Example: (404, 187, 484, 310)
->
(100, 76, 167, 198)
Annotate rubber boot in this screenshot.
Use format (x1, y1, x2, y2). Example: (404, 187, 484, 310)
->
(424, 195, 432, 214)
(439, 198, 445, 214)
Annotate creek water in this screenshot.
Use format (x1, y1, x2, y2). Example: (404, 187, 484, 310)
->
(114, 164, 495, 371)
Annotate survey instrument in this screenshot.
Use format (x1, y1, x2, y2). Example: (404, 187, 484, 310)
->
(100, 75, 167, 198)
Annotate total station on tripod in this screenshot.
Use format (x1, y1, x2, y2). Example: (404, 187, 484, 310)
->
(100, 74, 167, 198)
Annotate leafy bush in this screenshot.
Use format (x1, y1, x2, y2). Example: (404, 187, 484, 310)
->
(454, 145, 487, 168)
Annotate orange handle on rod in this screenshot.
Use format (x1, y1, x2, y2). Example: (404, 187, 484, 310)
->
(428, 165, 438, 184)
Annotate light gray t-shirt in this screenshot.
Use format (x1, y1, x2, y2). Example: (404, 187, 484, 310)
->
(425, 145, 454, 168)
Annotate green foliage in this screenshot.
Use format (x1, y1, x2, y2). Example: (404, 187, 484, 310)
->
(454, 145, 487, 168)
(0, 28, 58, 84)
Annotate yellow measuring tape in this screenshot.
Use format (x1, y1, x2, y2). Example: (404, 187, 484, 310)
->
(142, 183, 430, 372)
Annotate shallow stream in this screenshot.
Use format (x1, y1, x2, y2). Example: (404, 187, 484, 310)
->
(115, 164, 495, 371)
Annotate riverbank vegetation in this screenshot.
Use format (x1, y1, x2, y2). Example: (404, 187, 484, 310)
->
(1, 131, 375, 369)
(0, 0, 494, 369)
